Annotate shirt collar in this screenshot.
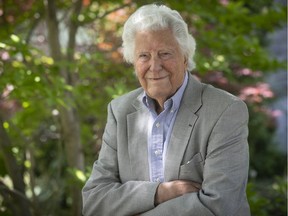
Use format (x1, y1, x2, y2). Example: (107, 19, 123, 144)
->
(142, 72, 188, 113)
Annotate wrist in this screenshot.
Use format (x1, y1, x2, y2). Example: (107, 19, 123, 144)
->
(154, 183, 162, 206)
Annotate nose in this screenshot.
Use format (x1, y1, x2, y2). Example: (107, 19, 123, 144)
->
(150, 56, 162, 73)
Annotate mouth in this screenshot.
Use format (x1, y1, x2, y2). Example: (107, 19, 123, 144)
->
(147, 76, 168, 81)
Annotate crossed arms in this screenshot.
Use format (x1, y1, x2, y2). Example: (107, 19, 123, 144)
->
(82, 99, 250, 216)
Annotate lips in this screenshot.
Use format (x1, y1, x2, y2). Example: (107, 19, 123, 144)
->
(147, 76, 168, 80)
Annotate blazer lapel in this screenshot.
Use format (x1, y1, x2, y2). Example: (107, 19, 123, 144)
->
(127, 94, 151, 181)
(164, 74, 203, 181)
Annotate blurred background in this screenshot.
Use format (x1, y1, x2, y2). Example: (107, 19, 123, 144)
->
(0, 0, 286, 215)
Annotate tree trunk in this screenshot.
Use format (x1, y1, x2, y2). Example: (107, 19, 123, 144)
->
(0, 117, 32, 216)
(59, 105, 84, 216)
(44, 0, 85, 215)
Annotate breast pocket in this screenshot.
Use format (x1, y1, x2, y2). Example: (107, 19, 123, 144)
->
(179, 152, 204, 183)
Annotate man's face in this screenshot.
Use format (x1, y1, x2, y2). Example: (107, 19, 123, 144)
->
(134, 29, 187, 105)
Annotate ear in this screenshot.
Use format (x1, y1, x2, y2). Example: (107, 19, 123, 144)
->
(184, 57, 188, 69)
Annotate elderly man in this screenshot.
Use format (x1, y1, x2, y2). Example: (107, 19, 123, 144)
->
(82, 4, 250, 216)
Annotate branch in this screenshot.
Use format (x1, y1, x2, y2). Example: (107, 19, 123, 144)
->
(80, 2, 133, 25)
(43, 0, 62, 60)
(0, 117, 26, 194)
(97, 3, 133, 20)
(66, 0, 83, 85)
(0, 180, 32, 205)
(67, 0, 83, 54)
(25, 12, 43, 44)
(0, 180, 33, 216)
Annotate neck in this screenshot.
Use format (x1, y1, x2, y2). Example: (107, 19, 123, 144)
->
(154, 99, 165, 114)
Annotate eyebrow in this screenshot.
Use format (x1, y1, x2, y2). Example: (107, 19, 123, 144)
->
(136, 48, 175, 54)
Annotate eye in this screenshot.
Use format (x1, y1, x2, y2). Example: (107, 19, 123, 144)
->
(139, 54, 148, 58)
(159, 52, 173, 59)
(138, 53, 150, 61)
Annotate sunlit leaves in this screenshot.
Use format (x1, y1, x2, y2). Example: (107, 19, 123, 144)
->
(173, 0, 286, 78)
(67, 168, 87, 185)
(75, 169, 87, 182)
(10, 34, 20, 43)
(2, 122, 9, 130)
(105, 81, 131, 99)
(40, 56, 54, 65)
(22, 101, 30, 108)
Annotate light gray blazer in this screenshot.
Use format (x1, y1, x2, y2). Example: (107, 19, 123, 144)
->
(82, 74, 250, 216)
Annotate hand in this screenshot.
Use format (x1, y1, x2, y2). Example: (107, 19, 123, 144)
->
(155, 180, 201, 206)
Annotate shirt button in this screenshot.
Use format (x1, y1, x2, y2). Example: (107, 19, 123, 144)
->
(170, 109, 174, 113)
(156, 122, 160, 127)
(155, 178, 161, 182)
(155, 150, 161, 156)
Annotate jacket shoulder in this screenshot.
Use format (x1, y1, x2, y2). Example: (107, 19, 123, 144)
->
(202, 83, 245, 106)
(199, 83, 248, 119)
(110, 87, 143, 113)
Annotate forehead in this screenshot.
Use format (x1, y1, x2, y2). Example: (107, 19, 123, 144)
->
(134, 29, 180, 51)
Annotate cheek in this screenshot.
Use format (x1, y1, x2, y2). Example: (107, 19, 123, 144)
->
(135, 63, 147, 78)
(134, 65, 146, 85)
(170, 63, 186, 84)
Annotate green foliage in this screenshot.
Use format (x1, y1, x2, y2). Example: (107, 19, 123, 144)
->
(173, 0, 286, 75)
(247, 176, 287, 216)
(248, 104, 287, 178)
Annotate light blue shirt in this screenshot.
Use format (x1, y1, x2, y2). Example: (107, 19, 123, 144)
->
(142, 72, 188, 182)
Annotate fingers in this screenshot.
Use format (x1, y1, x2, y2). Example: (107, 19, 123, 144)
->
(155, 180, 202, 205)
(174, 180, 201, 194)
(181, 180, 201, 190)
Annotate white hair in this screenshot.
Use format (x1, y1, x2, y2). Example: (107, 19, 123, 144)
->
(122, 4, 196, 71)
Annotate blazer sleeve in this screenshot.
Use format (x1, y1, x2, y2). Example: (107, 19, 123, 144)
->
(82, 103, 159, 216)
(140, 100, 250, 216)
